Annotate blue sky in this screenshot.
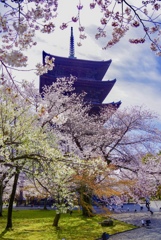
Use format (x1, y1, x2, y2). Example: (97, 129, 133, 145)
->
(14, 1, 161, 122)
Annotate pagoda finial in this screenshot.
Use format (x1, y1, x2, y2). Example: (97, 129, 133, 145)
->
(69, 27, 76, 59)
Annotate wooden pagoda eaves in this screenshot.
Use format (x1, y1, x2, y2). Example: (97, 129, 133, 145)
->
(42, 51, 112, 81)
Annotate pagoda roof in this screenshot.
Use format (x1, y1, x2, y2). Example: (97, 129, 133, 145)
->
(74, 79, 116, 103)
(40, 73, 116, 104)
(89, 101, 122, 115)
(43, 51, 112, 81)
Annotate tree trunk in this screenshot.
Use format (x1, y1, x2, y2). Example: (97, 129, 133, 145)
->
(82, 193, 93, 217)
(6, 172, 19, 230)
(80, 185, 94, 217)
(53, 213, 61, 227)
(0, 182, 3, 217)
(43, 198, 47, 210)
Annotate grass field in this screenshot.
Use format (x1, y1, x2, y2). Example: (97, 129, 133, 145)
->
(0, 209, 136, 240)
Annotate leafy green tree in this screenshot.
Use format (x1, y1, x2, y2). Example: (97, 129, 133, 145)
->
(0, 81, 62, 229)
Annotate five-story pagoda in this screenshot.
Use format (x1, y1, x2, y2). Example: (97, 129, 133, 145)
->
(39, 27, 121, 113)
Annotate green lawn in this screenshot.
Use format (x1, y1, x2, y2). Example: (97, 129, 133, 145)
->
(0, 209, 137, 240)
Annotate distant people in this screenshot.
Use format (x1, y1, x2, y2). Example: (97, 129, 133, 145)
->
(146, 219, 151, 226)
(70, 210, 73, 215)
(102, 232, 110, 240)
(140, 206, 143, 211)
(141, 219, 145, 227)
(145, 197, 150, 211)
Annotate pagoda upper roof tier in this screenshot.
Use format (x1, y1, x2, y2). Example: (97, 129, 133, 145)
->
(42, 51, 112, 81)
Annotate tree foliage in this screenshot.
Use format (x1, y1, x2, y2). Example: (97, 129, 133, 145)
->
(35, 79, 161, 220)
(0, 80, 62, 228)
(0, 0, 161, 70)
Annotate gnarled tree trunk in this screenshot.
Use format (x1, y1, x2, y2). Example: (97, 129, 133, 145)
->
(80, 185, 94, 217)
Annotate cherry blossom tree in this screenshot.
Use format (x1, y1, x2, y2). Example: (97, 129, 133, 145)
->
(0, 0, 161, 70)
(28, 140, 134, 226)
(0, 73, 160, 229)
(115, 151, 161, 213)
(22, 78, 131, 225)
(39, 79, 161, 218)
(0, 80, 63, 229)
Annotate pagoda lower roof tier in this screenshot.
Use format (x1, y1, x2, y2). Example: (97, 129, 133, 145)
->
(74, 79, 116, 103)
(40, 73, 116, 104)
(42, 51, 112, 81)
(89, 101, 122, 115)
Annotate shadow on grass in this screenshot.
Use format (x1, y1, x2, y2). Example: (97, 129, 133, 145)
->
(0, 229, 14, 240)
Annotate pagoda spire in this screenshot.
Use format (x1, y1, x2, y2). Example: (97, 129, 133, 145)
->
(69, 27, 76, 59)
